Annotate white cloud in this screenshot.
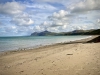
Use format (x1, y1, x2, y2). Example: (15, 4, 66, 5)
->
(70, 0, 100, 13)
(51, 10, 69, 19)
(45, 0, 100, 32)
(11, 26, 16, 29)
(48, 27, 60, 32)
(33, 25, 45, 32)
(26, 3, 57, 11)
(31, 0, 65, 3)
(74, 25, 87, 30)
(31, 0, 80, 5)
(53, 22, 63, 26)
(0, 2, 25, 16)
(11, 17, 34, 26)
(0, 0, 100, 36)
(2, 26, 17, 33)
(37, 10, 71, 32)
(0, 2, 34, 26)
(62, 25, 67, 29)
(97, 19, 100, 23)
(48, 10, 70, 27)
(96, 19, 100, 28)
(45, 8, 99, 32)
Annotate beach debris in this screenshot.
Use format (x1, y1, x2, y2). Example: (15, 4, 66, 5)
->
(21, 71, 24, 72)
(67, 54, 73, 55)
(52, 61, 54, 63)
(41, 69, 44, 71)
(5, 65, 11, 68)
(75, 49, 77, 50)
(19, 70, 24, 73)
(17, 62, 23, 65)
(34, 57, 41, 61)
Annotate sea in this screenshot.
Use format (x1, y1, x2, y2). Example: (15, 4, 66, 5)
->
(0, 36, 91, 52)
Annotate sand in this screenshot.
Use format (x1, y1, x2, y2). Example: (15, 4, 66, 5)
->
(0, 36, 100, 75)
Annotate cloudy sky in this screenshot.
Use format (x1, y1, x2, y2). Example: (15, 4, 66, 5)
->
(0, 0, 100, 36)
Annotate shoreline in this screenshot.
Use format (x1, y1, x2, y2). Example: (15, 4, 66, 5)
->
(0, 35, 100, 75)
(0, 35, 99, 56)
(0, 35, 92, 53)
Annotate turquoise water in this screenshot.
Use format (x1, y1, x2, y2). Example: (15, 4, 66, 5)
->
(0, 36, 91, 52)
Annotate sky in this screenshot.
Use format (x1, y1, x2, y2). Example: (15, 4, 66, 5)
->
(0, 0, 100, 36)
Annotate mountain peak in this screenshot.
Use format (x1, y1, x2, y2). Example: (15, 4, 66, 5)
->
(43, 30, 49, 33)
(31, 30, 52, 36)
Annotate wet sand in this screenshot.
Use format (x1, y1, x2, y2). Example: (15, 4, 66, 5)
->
(0, 35, 100, 75)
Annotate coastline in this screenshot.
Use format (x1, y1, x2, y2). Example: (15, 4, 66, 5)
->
(0, 35, 92, 53)
(0, 35, 100, 75)
(0, 35, 98, 55)
(0, 35, 95, 54)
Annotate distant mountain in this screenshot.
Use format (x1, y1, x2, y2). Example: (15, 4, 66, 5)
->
(31, 31, 57, 36)
(31, 29, 100, 36)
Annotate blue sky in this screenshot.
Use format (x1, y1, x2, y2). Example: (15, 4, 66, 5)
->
(0, 0, 100, 36)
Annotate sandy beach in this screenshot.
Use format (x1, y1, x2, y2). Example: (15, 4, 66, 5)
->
(0, 36, 100, 75)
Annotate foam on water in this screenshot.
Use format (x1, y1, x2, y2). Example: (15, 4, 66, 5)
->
(0, 36, 91, 52)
